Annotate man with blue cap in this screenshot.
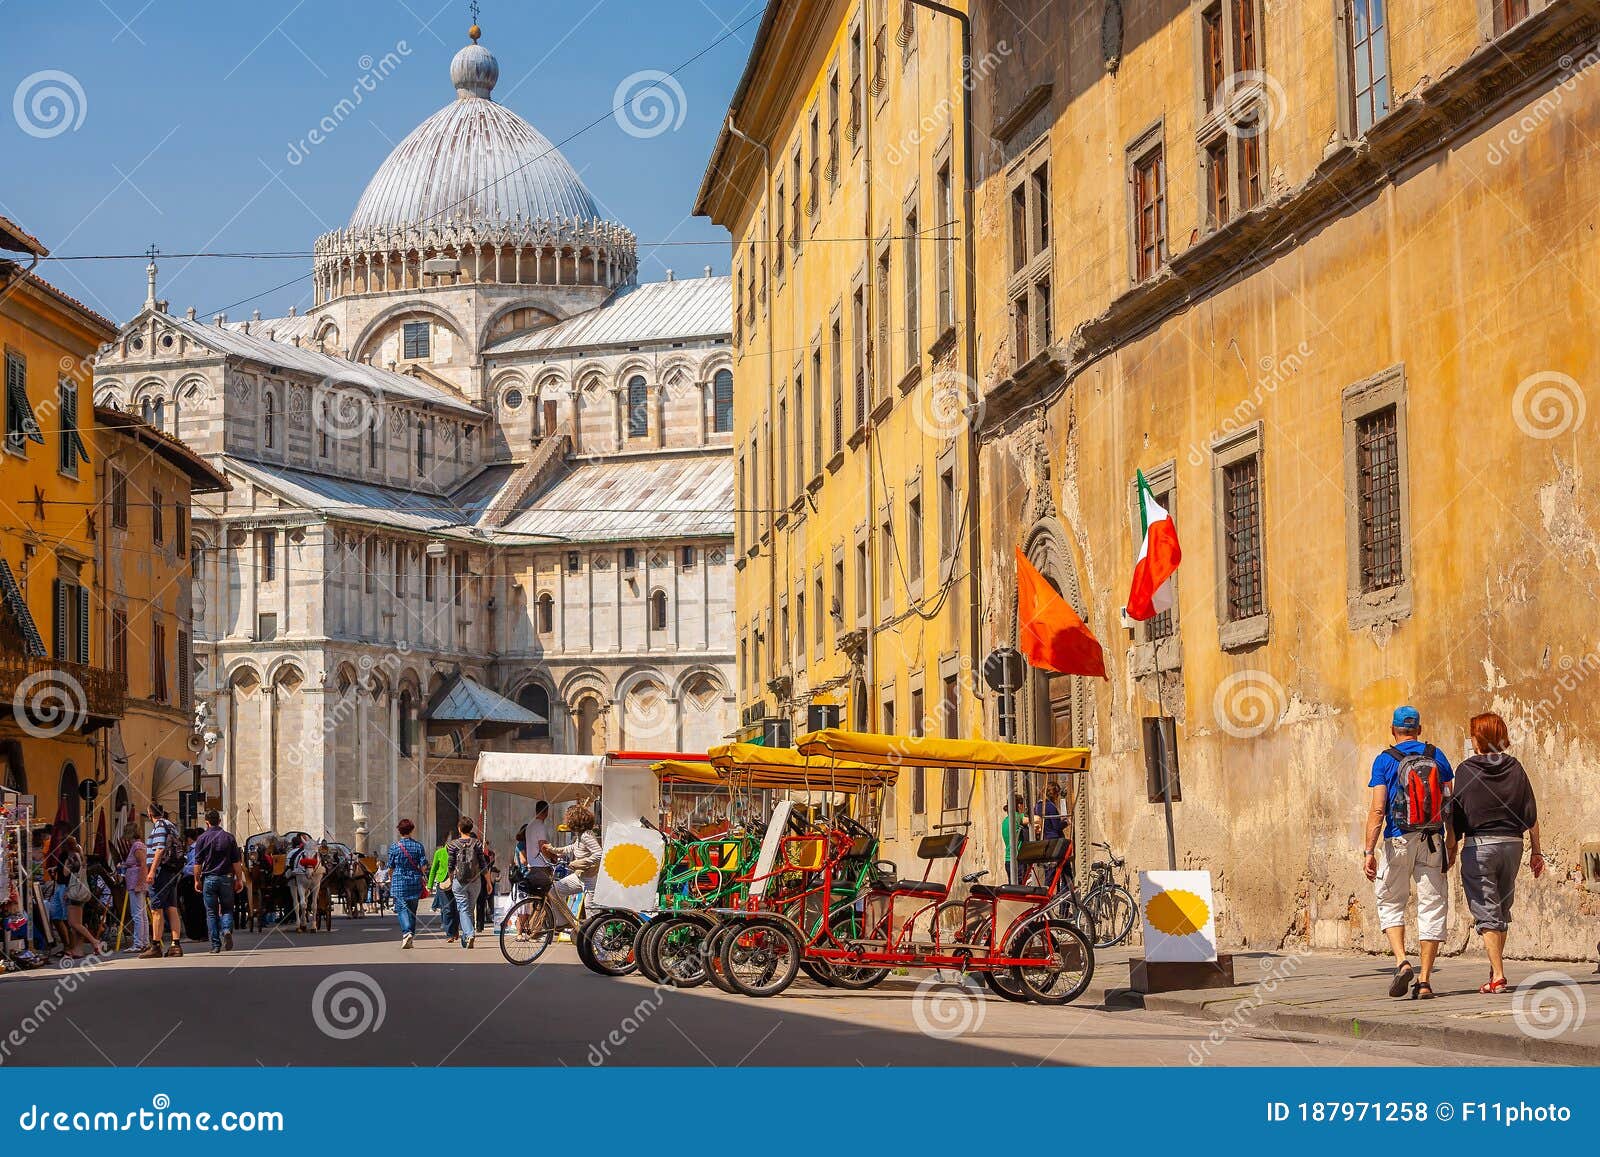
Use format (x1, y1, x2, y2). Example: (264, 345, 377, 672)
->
(1362, 705, 1453, 999)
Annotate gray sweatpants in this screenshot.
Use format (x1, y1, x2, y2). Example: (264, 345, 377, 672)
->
(1461, 837, 1522, 933)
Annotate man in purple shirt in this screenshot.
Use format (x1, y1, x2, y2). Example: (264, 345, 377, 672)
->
(191, 810, 243, 953)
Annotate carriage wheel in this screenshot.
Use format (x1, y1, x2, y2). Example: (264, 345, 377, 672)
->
(498, 896, 556, 966)
(820, 911, 890, 990)
(718, 921, 800, 998)
(1008, 918, 1094, 1005)
(577, 911, 640, 977)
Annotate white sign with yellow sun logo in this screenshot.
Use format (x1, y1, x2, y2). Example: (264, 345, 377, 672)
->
(1138, 870, 1218, 962)
(594, 822, 665, 912)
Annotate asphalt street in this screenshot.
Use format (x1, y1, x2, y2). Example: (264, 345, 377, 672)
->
(0, 916, 1506, 1067)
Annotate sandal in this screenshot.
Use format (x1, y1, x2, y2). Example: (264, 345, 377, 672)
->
(1413, 979, 1436, 999)
(1388, 960, 1415, 998)
(1478, 976, 1507, 994)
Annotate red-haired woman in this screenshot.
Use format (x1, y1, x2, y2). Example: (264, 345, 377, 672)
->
(1447, 712, 1544, 994)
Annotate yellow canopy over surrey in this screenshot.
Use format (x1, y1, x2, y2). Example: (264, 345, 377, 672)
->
(705, 742, 898, 791)
(651, 760, 723, 786)
(795, 729, 1092, 773)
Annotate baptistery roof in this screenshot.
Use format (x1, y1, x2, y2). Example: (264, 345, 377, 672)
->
(346, 30, 603, 233)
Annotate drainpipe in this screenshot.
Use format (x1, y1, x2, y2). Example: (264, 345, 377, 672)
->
(725, 115, 779, 735)
(911, 1, 983, 723)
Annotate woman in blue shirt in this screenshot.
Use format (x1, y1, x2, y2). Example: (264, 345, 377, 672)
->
(385, 819, 428, 949)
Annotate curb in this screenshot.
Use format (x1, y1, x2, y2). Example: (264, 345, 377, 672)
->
(1121, 989, 1599, 1065)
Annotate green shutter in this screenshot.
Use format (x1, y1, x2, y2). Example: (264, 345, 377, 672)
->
(76, 584, 90, 665)
(51, 578, 67, 659)
(6, 354, 44, 446)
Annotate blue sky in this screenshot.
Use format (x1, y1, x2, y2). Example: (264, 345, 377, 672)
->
(1, 0, 759, 324)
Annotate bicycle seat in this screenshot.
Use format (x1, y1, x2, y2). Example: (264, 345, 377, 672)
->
(961, 870, 988, 883)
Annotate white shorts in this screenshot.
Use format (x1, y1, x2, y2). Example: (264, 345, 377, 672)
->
(1374, 831, 1448, 942)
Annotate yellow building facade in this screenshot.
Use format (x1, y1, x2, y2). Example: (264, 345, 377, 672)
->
(0, 215, 124, 846)
(94, 406, 227, 834)
(971, 0, 1600, 953)
(699, 1, 999, 869)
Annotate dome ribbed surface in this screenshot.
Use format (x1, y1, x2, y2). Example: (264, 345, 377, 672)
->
(347, 90, 602, 232)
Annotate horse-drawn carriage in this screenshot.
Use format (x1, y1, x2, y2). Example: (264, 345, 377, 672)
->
(241, 831, 377, 932)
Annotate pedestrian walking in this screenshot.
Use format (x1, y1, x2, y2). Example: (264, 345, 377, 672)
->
(445, 818, 488, 948)
(1362, 705, 1453, 999)
(386, 819, 428, 949)
(140, 804, 185, 959)
(477, 843, 498, 930)
(428, 841, 459, 941)
(121, 825, 149, 953)
(56, 836, 103, 958)
(190, 810, 243, 953)
(1448, 712, 1544, 994)
(1032, 781, 1067, 840)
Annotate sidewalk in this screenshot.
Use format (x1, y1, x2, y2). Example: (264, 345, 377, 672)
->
(1110, 948, 1600, 1064)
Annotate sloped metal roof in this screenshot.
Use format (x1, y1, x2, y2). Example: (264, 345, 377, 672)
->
(169, 313, 483, 416)
(484, 276, 732, 355)
(218, 456, 468, 532)
(496, 452, 732, 542)
(427, 672, 544, 725)
(225, 313, 316, 346)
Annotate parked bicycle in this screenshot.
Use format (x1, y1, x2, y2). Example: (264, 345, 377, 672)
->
(1072, 841, 1136, 948)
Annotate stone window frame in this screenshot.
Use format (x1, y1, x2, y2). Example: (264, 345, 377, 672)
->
(1005, 138, 1054, 367)
(937, 650, 968, 813)
(852, 523, 870, 629)
(907, 666, 928, 835)
(931, 133, 958, 345)
(830, 541, 846, 644)
(813, 566, 827, 662)
(1332, 0, 1395, 139)
(905, 468, 925, 600)
(1210, 420, 1270, 651)
(793, 577, 808, 676)
(1124, 118, 1168, 285)
(876, 498, 895, 619)
(1129, 458, 1183, 676)
(900, 181, 923, 390)
(936, 442, 960, 575)
(1342, 363, 1414, 630)
(1473, 0, 1553, 41)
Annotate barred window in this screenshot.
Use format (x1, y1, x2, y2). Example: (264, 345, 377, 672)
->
(402, 321, 430, 360)
(1223, 455, 1264, 621)
(1356, 405, 1403, 590)
(627, 376, 648, 438)
(713, 369, 734, 433)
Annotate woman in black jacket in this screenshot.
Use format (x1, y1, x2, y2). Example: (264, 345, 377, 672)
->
(1447, 712, 1545, 994)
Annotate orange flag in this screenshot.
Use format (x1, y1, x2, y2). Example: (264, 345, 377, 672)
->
(1016, 548, 1107, 679)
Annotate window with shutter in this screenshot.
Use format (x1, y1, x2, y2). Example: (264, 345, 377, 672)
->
(75, 585, 89, 665)
(152, 622, 168, 702)
(52, 578, 68, 660)
(177, 629, 191, 710)
(6, 351, 44, 451)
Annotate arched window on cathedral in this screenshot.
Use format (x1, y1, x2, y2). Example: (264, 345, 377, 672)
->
(713, 368, 734, 433)
(627, 376, 648, 439)
(262, 392, 277, 449)
(536, 592, 554, 635)
(397, 690, 414, 756)
(318, 400, 330, 457)
(516, 683, 550, 740)
(649, 589, 668, 632)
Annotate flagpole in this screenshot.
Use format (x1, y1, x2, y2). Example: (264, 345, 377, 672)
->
(1155, 667, 1176, 870)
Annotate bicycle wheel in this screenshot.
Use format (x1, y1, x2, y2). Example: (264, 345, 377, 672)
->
(656, 916, 714, 988)
(1084, 884, 1137, 948)
(718, 920, 801, 997)
(634, 916, 670, 984)
(578, 911, 642, 977)
(498, 896, 557, 966)
(704, 923, 741, 993)
(1008, 918, 1094, 1005)
(821, 910, 889, 990)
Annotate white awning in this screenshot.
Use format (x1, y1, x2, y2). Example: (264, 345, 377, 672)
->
(473, 751, 605, 801)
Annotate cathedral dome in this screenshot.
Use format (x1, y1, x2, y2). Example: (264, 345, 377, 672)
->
(346, 31, 603, 232)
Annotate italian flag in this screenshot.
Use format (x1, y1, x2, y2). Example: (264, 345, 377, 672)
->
(1126, 470, 1181, 621)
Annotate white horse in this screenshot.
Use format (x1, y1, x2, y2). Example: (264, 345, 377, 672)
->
(286, 838, 325, 932)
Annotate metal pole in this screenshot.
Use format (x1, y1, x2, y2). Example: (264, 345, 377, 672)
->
(1155, 668, 1176, 870)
